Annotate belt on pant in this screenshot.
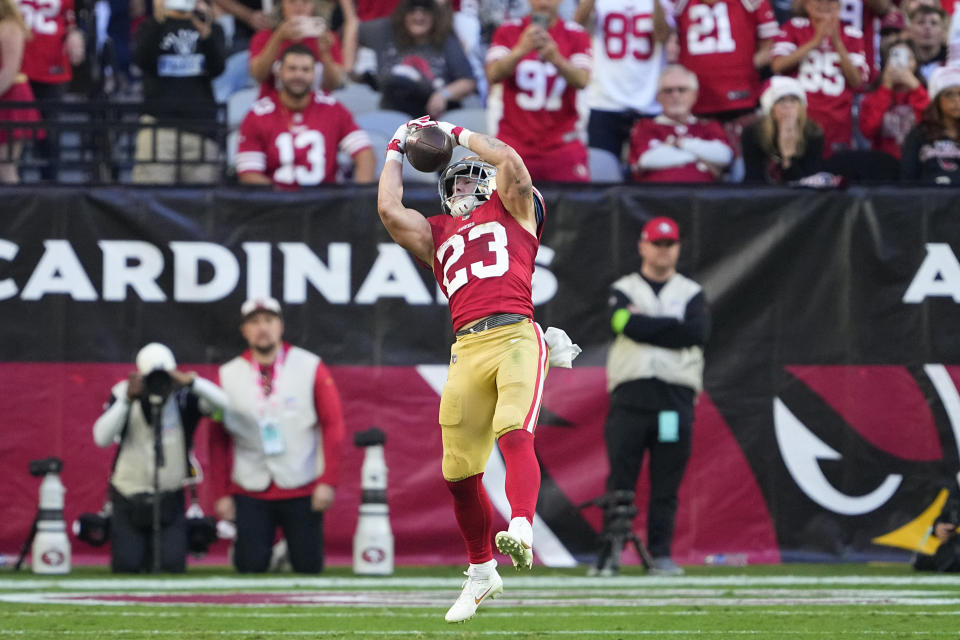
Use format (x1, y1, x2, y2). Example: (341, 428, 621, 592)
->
(455, 313, 528, 338)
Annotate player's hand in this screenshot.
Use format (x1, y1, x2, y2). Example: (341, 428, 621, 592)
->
(311, 483, 335, 512)
(126, 372, 144, 399)
(214, 496, 236, 521)
(387, 122, 410, 155)
(406, 115, 437, 131)
(935, 522, 956, 542)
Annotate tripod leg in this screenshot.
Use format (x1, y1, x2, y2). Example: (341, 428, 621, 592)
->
(14, 514, 39, 571)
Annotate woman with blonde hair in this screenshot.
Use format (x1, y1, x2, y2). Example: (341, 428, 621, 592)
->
(771, 0, 868, 156)
(741, 76, 825, 183)
(248, 0, 357, 97)
(0, 0, 42, 184)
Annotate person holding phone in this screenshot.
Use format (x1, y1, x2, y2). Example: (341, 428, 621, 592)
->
(248, 0, 349, 97)
(132, 0, 227, 183)
(599, 216, 709, 576)
(486, 0, 593, 181)
(859, 39, 929, 159)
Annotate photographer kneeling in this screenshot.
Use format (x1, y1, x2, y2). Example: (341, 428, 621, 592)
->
(92, 343, 227, 573)
(914, 478, 960, 573)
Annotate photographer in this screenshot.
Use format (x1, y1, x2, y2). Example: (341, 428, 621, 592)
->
(915, 480, 960, 573)
(92, 343, 227, 573)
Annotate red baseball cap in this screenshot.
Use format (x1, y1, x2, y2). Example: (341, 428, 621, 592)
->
(641, 217, 680, 243)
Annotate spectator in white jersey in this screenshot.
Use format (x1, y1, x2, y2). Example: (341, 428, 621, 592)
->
(574, 0, 671, 165)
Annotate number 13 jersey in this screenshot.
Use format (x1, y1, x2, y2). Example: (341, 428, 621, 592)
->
(428, 190, 545, 332)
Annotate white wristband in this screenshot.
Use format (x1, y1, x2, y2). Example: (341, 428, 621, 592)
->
(386, 149, 403, 164)
(458, 129, 474, 150)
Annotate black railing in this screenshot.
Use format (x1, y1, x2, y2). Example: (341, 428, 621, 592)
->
(0, 101, 228, 184)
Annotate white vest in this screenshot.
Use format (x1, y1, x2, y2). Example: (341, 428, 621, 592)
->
(606, 272, 705, 392)
(219, 346, 323, 491)
(109, 381, 188, 496)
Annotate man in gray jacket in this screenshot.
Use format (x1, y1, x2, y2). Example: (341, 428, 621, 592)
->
(600, 216, 709, 576)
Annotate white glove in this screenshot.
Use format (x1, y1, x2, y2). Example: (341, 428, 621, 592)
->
(541, 325, 582, 368)
(386, 116, 438, 163)
(436, 120, 474, 148)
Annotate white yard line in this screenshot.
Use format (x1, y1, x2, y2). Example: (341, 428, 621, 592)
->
(2, 575, 960, 591)
(0, 630, 952, 637)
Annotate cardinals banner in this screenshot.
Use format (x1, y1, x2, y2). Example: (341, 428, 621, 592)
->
(1, 184, 958, 566)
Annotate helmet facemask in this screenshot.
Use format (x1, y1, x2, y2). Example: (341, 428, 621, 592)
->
(438, 158, 497, 217)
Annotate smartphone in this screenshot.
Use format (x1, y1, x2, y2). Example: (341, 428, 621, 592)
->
(531, 12, 549, 28)
(889, 45, 910, 69)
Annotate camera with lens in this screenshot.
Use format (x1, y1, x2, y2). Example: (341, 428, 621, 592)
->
(29, 457, 63, 477)
(74, 509, 111, 547)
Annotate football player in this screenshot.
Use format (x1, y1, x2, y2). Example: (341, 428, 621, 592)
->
(237, 44, 375, 189)
(377, 116, 547, 623)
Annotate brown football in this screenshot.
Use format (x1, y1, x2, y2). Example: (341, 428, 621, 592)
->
(405, 126, 454, 173)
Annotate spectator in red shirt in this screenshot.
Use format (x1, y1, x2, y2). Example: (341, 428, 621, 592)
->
(771, 0, 869, 156)
(17, 0, 84, 181)
(628, 64, 734, 182)
(237, 44, 375, 188)
(486, 0, 593, 182)
(249, 0, 348, 97)
(0, 0, 42, 184)
(858, 39, 929, 158)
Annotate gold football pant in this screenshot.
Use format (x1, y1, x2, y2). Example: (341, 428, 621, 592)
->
(439, 320, 548, 482)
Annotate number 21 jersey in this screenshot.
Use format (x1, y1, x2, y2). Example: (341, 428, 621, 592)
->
(428, 190, 545, 331)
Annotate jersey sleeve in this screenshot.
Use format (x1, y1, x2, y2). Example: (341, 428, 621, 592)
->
(248, 29, 272, 58)
(486, 23, 516, 64)
(236, 109, 268, 176)
(569, 24, 592, 70)
(754, 0, 780, 40)
(336, 105, 373, 157)
(313, 361, 345, 487)
(771, 21, 799, 59)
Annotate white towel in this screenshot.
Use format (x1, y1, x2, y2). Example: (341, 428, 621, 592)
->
(540, 325, 582, 368)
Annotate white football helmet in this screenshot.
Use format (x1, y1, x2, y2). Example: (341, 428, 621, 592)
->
(438, 157, 497, 217)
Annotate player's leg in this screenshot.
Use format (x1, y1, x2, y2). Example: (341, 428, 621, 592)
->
(441, 336, 502, 622)
(646, 405, 693, 575)
(491, 321, 548, 569)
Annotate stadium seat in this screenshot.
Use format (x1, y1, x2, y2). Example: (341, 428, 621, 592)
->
(588, 147, 624, 183)
(226, 129, 239, 171)
(824, 150, 901, 183)
(355, 109, 413, 138)
(443, 107, 488, 135)
(332, 82, 382, 116)
(227, 87, 259, 129)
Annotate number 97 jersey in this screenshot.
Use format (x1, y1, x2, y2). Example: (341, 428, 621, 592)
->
(428, 190, 545, 332)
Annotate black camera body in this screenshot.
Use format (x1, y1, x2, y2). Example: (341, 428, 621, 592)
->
(74, 512, 111, 547)
(29, 457, 63, 477)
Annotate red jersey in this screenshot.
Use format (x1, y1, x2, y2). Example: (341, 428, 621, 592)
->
(628, 115, 731, 182)
(674, 0, 779, 115)
(249, 29, 343, 98)
(18, 0, 75, 84)
(772, 18, 868, 153)
(428, 190, 545, 331)
(858, 85, 929, 159)
(486, 16, 592, 154)
(236, 92, 371, 189)
(838, 0, 880, 79)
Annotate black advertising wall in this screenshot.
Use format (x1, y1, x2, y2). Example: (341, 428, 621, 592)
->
(1, 184, 959, 565)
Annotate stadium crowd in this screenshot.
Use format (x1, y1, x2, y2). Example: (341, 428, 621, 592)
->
(2, 0, 960, 186)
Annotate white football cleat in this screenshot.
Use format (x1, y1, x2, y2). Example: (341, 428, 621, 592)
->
(495, 517, 533, 570)
(444, 561, 503, 623)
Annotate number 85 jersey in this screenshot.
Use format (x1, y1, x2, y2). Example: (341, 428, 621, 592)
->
(428, 190, 545, 332)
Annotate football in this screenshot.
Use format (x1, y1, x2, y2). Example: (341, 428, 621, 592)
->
(405, 126, 454, 173)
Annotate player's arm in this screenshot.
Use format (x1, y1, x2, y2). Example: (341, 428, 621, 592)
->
(438, 122, 537, 234)
(377, 124, 435, 264)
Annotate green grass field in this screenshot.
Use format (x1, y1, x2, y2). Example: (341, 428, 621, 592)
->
(1, 564, 959, 639)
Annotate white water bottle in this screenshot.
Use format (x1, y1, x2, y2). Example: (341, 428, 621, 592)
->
(32, 472, 71, 575)
(353, 428, 394, 575)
